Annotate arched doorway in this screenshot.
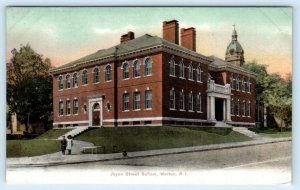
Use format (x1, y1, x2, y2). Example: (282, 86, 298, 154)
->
(92, 103, 101, 126)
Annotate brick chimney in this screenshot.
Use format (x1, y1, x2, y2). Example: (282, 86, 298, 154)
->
(163, 20, 179, 45)
(120, 31, 135, 43)
(180, 27, 196, 51)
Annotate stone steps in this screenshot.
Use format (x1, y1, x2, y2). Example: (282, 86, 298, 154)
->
(57, 126, 89, 140)
(232, 127, 261, 139)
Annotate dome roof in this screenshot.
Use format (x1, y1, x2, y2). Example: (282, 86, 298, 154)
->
(226, 40, 244, 54)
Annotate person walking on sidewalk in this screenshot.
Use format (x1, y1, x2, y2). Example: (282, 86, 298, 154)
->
(60, 136, 67, 155)
(66, 135, 74, 155)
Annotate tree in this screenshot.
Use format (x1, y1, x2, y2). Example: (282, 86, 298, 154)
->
(7, 44, 53, 132)
(243, 61, 292, 129)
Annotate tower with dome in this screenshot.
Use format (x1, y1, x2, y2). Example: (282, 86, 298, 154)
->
(225, 26, 245, 66)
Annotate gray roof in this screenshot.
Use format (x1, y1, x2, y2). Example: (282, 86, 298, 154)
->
(209, 56, 256, 76)
(53, 34, 211, 71)
(226, 40, 244, 54)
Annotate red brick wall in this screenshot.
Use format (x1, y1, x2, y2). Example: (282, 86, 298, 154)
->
(162, 52, 208, 120)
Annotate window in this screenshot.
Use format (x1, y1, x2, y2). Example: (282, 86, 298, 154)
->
(133, 60, 140, 78)
(248, 78, 251, 92)
(58, 76, 63, 90)
(239, 77, 243, 91)
(59, 100, 63, 116)
(241, 78, 245, 91)
(66, 100, 71, 115)
(66, 74, 71, 89)
(188, 64, 194, 80)
(169, 58, 175, 76)
(144, 57, 152, 76)
(83, 104, 87, 114)
(196, 93, 201, 112)
(242, 101, 246, 116)
(73, 73, 78, 87)
(230, 74, 234, 89)
(197, 65, 202, 82)
(236, 77, 240, 90)
(235, 100, 240, 115)
(248, 101, 251, 116)
(123, 93, 129, 111)
(231, 99, 234, 115)
(73, 99, 78, 114)
(179, 60, 185, 78)
(105, 64, 112, 81)
(179, 91, 185, 110)
(133, 92, 140, 110)
(122, 62, 129, 79)
(82, 70, 88, 85)
(170, 89, 175, 109)
(93, 67, 99, 83)
(145, 90, 152, 109)
(188, 92, 193, 111)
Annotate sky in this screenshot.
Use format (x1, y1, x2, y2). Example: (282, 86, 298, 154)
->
(6, 7, 292, 78)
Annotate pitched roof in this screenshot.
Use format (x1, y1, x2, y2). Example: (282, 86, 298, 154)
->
(52, 34, 211, 72)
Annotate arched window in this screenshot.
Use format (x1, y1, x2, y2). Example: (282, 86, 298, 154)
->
(236, 76, 240, 90)
(58, 76, 63, 90)
(196, 93, 202, 112)
(105, 64, 112, 81)
(197, 64, 202, 82)
(144, 57, 152, 76)
(188, 92, 193, 111)
(66, 74, 71, 89)
(123, 92, 129, 111)
(169, 89, 175, 109)
(133, 60, 140, 78)
(66, 99, 71, 115)
(188, 64, 193, 80)
(145, 90, 152, 109)
(93, 67, 99, 83)
(179, 91, 185, 110)
(82, 70, 88, 85)
(169, 58, 175, 76)
(73, 73, 78, 87)
(122, 62, 129, 79)
(179, 60, 185, 78)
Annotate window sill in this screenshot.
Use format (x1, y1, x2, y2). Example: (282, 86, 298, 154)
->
(179, 77, 185, 79)
(122, 110, 130, 112)
(122, 78, 130, 80)
(188, 79, 194, 81)
(179, 109, 186, 112)
(188, 110, 194, 112)
(197, 111, 203, 113)
(105, 80, 112, 82)
(144, 75, 152, 77)
(93, 82, 100, 84)
(196, 81, 203, 83)
(82, 84, 88, 86)
(170, 108, 176, 111)
(144, 108, 152, 111)
(170, 75, 176, 78)
(133, 76, 141, 79)
(133, 109, 141, 111)
(73, 86, 78, 88)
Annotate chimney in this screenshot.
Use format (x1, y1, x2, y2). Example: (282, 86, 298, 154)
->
(163, 20, 179, 45)
(180, 27, 196, 51)
(120, 31, 135, 43)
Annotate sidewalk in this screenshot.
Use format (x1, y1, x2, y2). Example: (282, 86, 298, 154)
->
(7, 137, 292, 167)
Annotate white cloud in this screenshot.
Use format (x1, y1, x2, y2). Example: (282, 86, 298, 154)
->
(94, 25, 137, 35)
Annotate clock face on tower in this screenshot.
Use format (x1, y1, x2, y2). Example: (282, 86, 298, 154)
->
(230, 49, 234, 55)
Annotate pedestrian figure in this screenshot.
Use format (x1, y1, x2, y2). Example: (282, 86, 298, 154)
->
(60, 136, 67, 155)
(122, 150, 128, 158)
(66, 135, 73, 155)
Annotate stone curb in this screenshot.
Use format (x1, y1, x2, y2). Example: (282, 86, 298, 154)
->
(7, 137, 292, 168)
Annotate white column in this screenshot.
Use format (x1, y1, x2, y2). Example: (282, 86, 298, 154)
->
(211, 96, 216, 121)
(226, 98, 232, 122)
(207, 96, 210, 120)
(88, 101, 93, 127)
(223, 99, 226, 121)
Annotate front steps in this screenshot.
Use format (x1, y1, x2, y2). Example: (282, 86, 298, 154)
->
(57, 126, 89, 140)
(232, 127, 261, 139)
(214, 121, 232, 128)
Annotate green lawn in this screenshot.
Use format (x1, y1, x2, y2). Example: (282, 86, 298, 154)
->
(35, 129, 72, 139)
(249, 128, 292, 138)
(7, 139, 60, 158)
(75, 126, 252, 154)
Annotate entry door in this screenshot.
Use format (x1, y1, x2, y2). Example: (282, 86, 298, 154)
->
(215, 98, 224, 121)
(92, 110, 100, 126)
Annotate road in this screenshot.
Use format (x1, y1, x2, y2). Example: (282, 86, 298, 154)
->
(6, 141, 291, 184)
